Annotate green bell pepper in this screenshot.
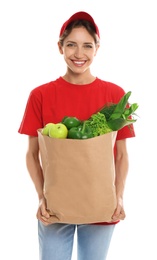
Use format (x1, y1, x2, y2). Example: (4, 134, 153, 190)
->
(62, 116, 81, 129)
(67, 122, 94, 139)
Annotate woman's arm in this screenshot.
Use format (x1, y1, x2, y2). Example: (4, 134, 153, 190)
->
(26, 136, 51, 225)
(26, 136, 44, 199)
(112, 139, 129, 221)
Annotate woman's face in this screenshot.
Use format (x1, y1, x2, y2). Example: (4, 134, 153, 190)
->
(58, 26, 99, 75)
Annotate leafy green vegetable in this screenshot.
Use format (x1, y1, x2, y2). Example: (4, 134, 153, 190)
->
(60, 91, 139, 139)
(98, 91, 139, 131)
(85, 112, 112, 137)
(98, 103, 117, 121)
(109, 91, 132, 120)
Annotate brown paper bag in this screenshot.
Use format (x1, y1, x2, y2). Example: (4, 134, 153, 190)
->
(38, 130, 117, 224)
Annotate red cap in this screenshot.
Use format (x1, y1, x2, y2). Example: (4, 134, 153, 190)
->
(59, 11, 100, 38)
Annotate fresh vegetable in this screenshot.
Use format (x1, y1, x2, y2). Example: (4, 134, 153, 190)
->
(109, 91, 132, 120)
(85, 112, 112, 137)
(67, 121, 93, 139)
(62, 116, 81, 129)
(41, 91, 138, 140)
(122, 103, 138, 119)
(98, 103, 117, 121)
(99, 91, 139, 131)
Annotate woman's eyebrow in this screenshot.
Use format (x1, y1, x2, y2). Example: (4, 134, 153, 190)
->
(66, 40, 94, 44)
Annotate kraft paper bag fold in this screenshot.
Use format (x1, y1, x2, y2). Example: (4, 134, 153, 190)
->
(38, 130, 117, 224)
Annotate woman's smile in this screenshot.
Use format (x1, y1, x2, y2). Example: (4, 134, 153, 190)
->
(71, 59, 87, 67)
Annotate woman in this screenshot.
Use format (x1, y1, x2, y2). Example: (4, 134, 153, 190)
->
(18, 11, 135, 260)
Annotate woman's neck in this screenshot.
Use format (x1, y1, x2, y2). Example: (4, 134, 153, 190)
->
(62, 71, 96, 85)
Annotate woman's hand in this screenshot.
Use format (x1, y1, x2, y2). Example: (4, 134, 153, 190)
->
(36, 197, 52, 226)
(112, 197, 126, 221)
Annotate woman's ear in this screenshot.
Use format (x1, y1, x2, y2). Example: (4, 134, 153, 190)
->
(58, 42, 63, 54)
(94, 44, 100, 56)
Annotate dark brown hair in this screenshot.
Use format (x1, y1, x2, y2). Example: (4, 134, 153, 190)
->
(59, 20, 100, 46)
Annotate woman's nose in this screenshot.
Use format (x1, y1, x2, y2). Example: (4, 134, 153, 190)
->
(74, 47, 84, 58)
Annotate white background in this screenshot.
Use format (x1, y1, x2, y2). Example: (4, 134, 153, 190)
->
(0, 0, 156, 259)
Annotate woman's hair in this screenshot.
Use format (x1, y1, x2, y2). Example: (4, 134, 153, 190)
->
(59, 20, 100, 46)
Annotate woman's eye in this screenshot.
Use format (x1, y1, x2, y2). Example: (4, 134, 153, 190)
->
(84, 44, 93, 49)
(67, 43, 76, 47)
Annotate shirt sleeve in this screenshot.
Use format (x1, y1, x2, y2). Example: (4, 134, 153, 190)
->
(18, 90, 43, 136)
(116, 123, 135, 140)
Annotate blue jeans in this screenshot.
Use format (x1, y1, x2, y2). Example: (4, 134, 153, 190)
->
(38, 221, 115, 260)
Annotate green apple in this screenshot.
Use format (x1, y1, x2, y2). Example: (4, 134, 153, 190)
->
(49, 123, 68, 138)
(41, 123, 55, 136)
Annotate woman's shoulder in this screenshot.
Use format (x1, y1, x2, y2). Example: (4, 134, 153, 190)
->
(96, 78, 125, 101)
(30, 77, 61, 94)
(96, 78, 124, 92)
